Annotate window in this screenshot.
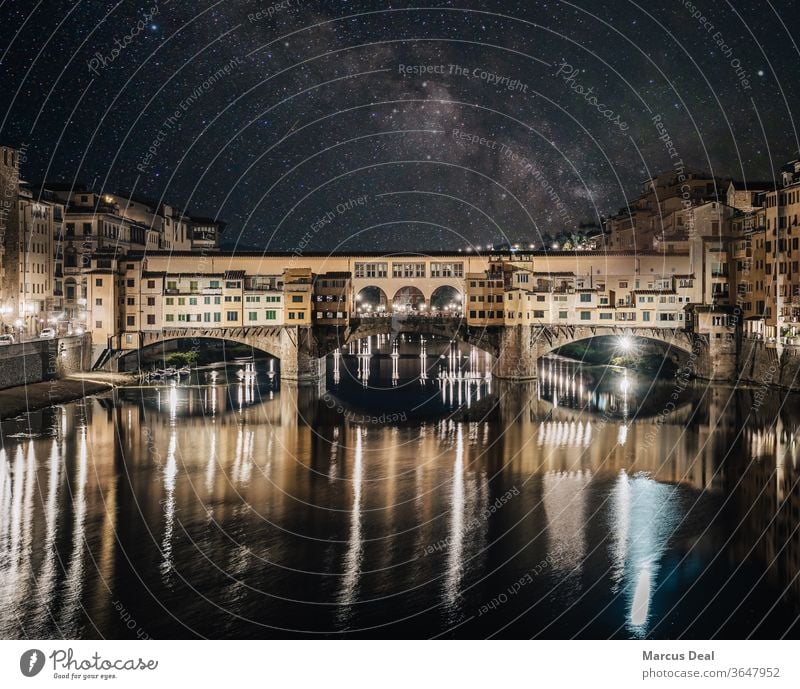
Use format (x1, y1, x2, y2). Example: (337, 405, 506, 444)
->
(265, 310, 277, 320)
(292, 295, 303, 303)
(95, 298, 102, 306)
(599, 312, 612, 320)
(190, 281, 198, 292)
(189, 298, 197, 306)
(95, 278, 103, 287)
(226, 311, 238, 321)
(209, 280, 220, 289)
(147, 280, 156, 289)
(213, 313, 221, 322)
(580, 311, 591, 320)
(165, 314, 174, 322)
(289, 312, 295, 320)
(126, 316, 135, 326)
(248, 311, 258, 321)
(127, 297, 134, 305)
(225, 281, 239, 289)
(95, 321, 102, 329)
(147, 297, 155, 306)
(178, 298, 185, 306)
(392, 262, 426, 278)
(580, 293, 591, 302)
(559, 311, 568, 319)
(533, 310, 545, 318)
(147, 315, 156, 325)
(166, 297, 174, 305)
(431, 262, 464, 278)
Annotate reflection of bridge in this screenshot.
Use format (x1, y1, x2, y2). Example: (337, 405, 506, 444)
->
(112, 314, 717, 382)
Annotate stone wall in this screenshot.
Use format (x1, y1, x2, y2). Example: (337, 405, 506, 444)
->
(0, 335, 91, 391)
(279, 326, 325, 382)
(738, 338, 800, 390)
(493, 325, 539, 380)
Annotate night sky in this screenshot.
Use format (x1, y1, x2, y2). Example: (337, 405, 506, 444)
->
(1, 0, 798, 252)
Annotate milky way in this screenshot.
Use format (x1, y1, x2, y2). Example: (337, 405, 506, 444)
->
(1, 0, 798, 251)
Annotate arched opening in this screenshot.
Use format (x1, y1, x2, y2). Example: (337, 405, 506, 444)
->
(392, 286, 426, 313)
(118, 336, 280, 373)
(429, 285, 463, 315)
(355, 286, 388, 315)
(549, 334, 692, 375)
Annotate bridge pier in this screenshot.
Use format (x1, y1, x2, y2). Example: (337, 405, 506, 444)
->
(493, 324, 539, 380)
(693, 333, 738, 381)
(279, 327, 325, 383)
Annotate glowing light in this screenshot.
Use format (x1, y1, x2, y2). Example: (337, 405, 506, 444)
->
(630, 568, 651, 626)
(618, 335, 634, 352)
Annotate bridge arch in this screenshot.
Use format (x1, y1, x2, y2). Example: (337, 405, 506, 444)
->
(538, 329, 697, 366)
(115, 330, 285, 372)
(354, 285, 388, 314)
(392, 286, 426, 312)
(429, 285, 463, 314)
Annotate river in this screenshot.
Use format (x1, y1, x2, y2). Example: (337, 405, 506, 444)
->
(0, 335, 798, 638)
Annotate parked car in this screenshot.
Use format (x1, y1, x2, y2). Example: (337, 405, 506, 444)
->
(0, 334, 15, 346)
(39, 328, 56, 339)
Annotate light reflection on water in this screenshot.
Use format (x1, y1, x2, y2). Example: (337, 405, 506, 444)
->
(0, 338, 798, 639)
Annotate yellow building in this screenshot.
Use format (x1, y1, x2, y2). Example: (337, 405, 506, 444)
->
(283, 268, 313, 324)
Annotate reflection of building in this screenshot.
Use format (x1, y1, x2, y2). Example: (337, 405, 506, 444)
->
(734, 410, 800, 614)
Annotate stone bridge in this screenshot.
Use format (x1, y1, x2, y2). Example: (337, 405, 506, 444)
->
(106, 316, 732, 382)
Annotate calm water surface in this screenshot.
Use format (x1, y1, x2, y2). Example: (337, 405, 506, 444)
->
(1, 335, 798, 639)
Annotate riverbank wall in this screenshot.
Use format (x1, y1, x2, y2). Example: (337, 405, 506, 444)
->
(0, 334, 92, 391)
(738, 338, 800, 391)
